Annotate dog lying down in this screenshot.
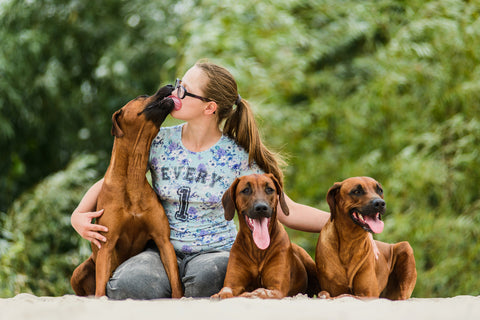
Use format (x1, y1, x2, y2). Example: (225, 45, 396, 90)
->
(212, 173, 318, 299)
(316, 176, 417, 300)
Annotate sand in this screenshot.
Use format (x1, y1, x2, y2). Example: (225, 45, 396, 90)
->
(1, 294, 479, 320)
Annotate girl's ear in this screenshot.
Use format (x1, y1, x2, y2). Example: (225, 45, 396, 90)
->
(204, 101, 218, 115)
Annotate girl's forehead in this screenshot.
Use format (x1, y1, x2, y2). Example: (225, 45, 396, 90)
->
(182, 66, 207, 87)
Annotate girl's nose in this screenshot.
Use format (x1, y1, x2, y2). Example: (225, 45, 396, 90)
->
(172, 87, 179, 98)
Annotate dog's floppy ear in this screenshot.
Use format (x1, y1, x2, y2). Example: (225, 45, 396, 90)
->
(111, 109, 124, 137)
(326, 182, 342, 221)
(222, 178, 240, 221)
(267, 173, 289, 216)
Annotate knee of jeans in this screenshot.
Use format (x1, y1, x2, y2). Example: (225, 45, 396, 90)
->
(106, 253, 173, 300)
(106, 268, 172, 300)
(183, 252, 229, 298)
(106, 275, 128, 300)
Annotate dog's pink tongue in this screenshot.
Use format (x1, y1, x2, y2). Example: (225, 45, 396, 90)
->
(252, 217, 270, 250)
(168, 95, 182, 110)
(365, 214, 384, 234)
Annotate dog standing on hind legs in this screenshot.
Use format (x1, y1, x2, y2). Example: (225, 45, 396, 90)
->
(315, 176, 416, 300)
(70, 85, 183, 298)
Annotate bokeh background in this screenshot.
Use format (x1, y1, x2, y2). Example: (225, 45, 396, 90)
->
(1, 0, 479, 297)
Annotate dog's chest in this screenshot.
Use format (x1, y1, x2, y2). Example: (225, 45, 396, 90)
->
(319, 229, 372, 287)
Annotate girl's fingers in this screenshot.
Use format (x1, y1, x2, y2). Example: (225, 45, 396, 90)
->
(87, 231, 107, 243)
(88, 209, 104, 218)
(91, 238, 102, 249)
(76, 209, 107, 247)
(87, 209, 108, 232)
(90, 223, 108, 233)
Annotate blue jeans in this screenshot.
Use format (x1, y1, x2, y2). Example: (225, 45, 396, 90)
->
(106, 244, 229, 300)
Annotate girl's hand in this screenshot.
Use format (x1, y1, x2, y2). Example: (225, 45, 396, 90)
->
(71, 209, 108, 249)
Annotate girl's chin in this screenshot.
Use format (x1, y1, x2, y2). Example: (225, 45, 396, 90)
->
(169, 109, 185, 120)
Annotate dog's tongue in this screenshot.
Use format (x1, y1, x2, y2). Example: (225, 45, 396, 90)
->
(252, 217, 270, 250)
(168, 95, 182, 111)
(365, 214, 384, 234)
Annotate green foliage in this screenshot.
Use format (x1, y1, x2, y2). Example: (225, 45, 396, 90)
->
(0, 155, 100, 297)
(1, 0, 479, 297)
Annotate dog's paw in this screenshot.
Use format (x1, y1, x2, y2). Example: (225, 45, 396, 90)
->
(240, 288, 283, 299)
(317, 291, 331, 299)
(211, 287, 234, 300)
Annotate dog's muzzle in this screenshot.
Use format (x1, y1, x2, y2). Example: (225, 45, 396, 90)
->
(349, 198, 386, 234)
(244, 201, 273, 250)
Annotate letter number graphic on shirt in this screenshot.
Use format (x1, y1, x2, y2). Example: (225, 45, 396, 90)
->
(175, 186, 191, 222)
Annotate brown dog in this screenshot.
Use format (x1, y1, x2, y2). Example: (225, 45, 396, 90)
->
(212, 173, 318, 299)
(70, 86, 183, 298)
(315, 176, 416, 300)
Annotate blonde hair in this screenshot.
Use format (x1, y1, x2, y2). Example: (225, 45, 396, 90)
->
(195, 60, 285, 185)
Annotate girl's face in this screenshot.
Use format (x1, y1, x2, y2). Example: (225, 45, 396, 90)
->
(170, 66, 211, 121)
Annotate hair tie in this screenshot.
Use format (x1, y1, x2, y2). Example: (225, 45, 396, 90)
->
(235, 94, 242, 106)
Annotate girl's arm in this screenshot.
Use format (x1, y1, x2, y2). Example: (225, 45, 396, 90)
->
(277, 193, 330, 232)
(71, 178, 108, 249)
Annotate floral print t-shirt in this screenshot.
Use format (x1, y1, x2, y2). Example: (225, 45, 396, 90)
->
(148, 124, 263, 254)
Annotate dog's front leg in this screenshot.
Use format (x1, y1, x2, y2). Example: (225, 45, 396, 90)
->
(149, 213, 183, 298)
(255, 253, 292, 299)
(352, 262, 381, 298)
(94, 241, 118, 297)
(212, 253, 254, 299)
(154, 237, 183, 298)
(216, 270, 253, 298)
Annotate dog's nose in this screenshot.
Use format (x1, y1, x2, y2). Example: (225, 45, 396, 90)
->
(254, 202, 270, 214)
(372, 198, 386, 210)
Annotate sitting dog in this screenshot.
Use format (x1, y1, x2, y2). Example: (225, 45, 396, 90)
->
(71, 85, 183, 297)
(316, 176, 417, 300)
(212, 173, 318, 299)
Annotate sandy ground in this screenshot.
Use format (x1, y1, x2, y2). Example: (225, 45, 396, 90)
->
(0, 294, 479, 320)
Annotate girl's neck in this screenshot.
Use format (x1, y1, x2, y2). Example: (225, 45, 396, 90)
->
(181, 121, 222, 152)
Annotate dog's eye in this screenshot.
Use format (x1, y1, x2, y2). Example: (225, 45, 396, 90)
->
(377, 186, 383, 196)
(240, 187, 251, 195)
(265, 187, 275, 194)
(350, 186, 364, 196)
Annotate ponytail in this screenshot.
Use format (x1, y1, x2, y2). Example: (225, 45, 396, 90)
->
(223, 98, 285, 186)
